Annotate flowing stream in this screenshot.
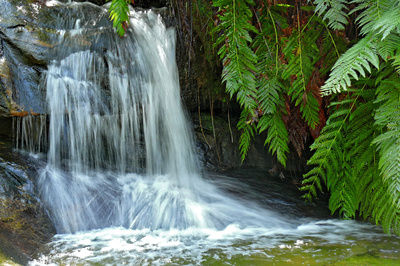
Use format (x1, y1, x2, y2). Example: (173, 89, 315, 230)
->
(15, 1, 400, 265)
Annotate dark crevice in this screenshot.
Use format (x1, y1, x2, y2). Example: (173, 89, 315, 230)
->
(5, 24, 26, 29)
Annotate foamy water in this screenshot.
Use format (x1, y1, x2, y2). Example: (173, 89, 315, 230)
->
(30, 217, 400, 265)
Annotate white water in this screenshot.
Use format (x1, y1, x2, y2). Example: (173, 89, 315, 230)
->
(21, 3, 400, 265)
(35, 7, 289, 233)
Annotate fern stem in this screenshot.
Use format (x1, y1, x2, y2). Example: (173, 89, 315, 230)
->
(267, 7, 280, 77)
(300, 12, 316, 35)
(228, 101, 234, 143)
(323, 23, 340, 58)
(296, 8, 306, 93)
(253, 7, 273, 61)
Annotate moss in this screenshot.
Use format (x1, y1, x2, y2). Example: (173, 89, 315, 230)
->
(334, 254, 399, 265)
(0, 249, 22, 266)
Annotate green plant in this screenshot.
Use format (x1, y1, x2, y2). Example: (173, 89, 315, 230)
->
(108, 0, 131, 36)
(302, 0, 400, 234)
(212, 1, 345, 166)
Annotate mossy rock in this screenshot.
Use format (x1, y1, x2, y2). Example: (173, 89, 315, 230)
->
(0, 138, 56, 263)
(0, 250, 21, 266)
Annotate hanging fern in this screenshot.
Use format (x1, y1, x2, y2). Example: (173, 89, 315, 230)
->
(314, 0, 349, 30)
(302, 94, 355, 202)
(237, 109, 256, 161)
(320, 33, 379, 95)
(258, 112, 289, 167)
(108, 0, 131, 37)
(320, 0, 400, 95)
(213, 0, 259, 161)
(213, 0, 258, 109)
(371, 75, 400, 234)
(282, 19, 324, 129)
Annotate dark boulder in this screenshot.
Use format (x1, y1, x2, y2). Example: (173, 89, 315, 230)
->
(0, 137, 56, 264)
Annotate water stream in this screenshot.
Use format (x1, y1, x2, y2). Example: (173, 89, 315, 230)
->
(14, 1, 400, 265)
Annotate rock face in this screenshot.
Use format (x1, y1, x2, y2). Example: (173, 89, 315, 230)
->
(0, 0, 118, 116)
(0, 136, 56, 264)
(192, 113, 311, 176)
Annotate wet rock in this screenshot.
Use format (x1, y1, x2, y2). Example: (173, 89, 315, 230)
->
(193, 112, 313, 183)
(0, 138, 56, 264)
(193, 112, 275, 171)
(0, 0, 115, 116)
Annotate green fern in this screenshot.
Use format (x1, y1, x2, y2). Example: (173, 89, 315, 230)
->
(108, 0, 130, 37)
(237, 109, 256, 161)
(314, 0, 349, 30)
(320, 33, 379, 95)
(351, 0, 397, 37)
(282, 21, 324, 129)
(372, 77, 400, 234)
(320, 0, 400, 95)
(302, 93, 356, 203)
(258, 112, 289, 167)
(213, 0, 258, 109)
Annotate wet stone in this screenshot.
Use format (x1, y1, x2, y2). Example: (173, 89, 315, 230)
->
(0, 137, 56, 264)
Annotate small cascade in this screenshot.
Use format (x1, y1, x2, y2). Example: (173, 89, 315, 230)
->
(13, 115, 48, 156)
(18, 3, 290, 234)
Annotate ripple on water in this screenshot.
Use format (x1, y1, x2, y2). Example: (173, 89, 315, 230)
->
(30, 219, 400, 265)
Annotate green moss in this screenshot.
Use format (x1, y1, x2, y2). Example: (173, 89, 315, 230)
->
(334, 254, 399, 265)
(0, 250, 21, 266)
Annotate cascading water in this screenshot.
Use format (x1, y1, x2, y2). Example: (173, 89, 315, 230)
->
(35, 4, 287, 234)
(17, 2, 400, 265)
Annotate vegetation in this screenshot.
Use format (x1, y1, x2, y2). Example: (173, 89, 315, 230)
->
(108, 0, 400, 235)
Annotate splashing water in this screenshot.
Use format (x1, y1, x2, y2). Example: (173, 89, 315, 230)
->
(18, 2, 400, 265)
(34, 4, 289, 233)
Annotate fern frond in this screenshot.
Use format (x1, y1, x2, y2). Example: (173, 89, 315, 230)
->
(257, 77, 283, 115)
(351, 0, 396, 36)
(392, 50, 400, 74)
(214, 0, 258, 110)
(320, 33, 379, 95)
(328, 160, 357, 218)
(314, 0, 349, 30)
(372, 2, 400, 41)
(302, 93, 355, 201)
(258, 112, 289, 167)
(237, 109, 256, 161)
(108, 0, 130, 37)
(282, 22, 324, 128)
(376, 33, 400, 62)
(370, 74, 400, 234)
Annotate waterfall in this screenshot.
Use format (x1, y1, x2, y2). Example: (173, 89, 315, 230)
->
(21, 5, 288, 234)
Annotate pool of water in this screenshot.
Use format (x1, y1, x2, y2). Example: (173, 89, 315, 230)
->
(29, 170, 400, 265)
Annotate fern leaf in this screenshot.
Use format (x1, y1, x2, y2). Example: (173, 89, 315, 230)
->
(237, 109, 255, 161)
(372, 4, 400, 41)
(108, 0, 130, 37)
(258, 112, 289, 167)
(214, 0, 258, 110)
(369, 74, 400, 234)
(257, 77, 283, 114)
(320, 33, 379, 95)
(314, 0, 349, 30)
(351, 0, 396, 36)
(302, 94, 355, 201)
(282, 23, 324, 128)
